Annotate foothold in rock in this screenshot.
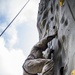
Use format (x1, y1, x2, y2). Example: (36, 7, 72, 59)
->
(56, 4, 59, 11)
(43, 10, 48, 19)
(60, 67, 64, 75)
(55, 15, 57, 22)
(58, 40, 61, 49)
(61, 16, 65, 24)
(51, 16, 54, 21)
(42, 19, 46, 28)
(62, 35, 65, 42)
(53, 26, 56, 29)
(68, 29, 70, 31)
(51, 3, 53, 13)
(46, 23, 49, 30)
(64, 19, 68, 26)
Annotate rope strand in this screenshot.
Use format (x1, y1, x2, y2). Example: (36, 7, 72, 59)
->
(0, 0, 30, 37)
(66, 0, 75, 21)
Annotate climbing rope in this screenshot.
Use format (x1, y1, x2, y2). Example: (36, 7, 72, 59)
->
(0, 0, 30, 37)
(66, 0, 75, 21)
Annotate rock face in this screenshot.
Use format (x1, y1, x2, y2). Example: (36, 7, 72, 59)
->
(37, 0, 75, 75)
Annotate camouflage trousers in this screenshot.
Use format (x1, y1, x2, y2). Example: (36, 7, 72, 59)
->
(23, 59, 54, 75)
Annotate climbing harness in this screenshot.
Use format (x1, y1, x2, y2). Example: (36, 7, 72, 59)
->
(0, 0, 30, 37)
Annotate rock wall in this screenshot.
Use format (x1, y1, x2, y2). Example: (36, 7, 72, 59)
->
(37, 0, 75, 75)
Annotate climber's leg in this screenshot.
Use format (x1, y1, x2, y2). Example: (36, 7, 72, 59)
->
(23, 59, 51, 74)
(42, 59, 54, 75)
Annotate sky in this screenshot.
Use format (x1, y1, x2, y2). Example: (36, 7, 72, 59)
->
(0, 0, 40, 75)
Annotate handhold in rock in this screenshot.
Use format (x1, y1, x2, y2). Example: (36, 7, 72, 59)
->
(53, 26, 56, 29)
(43, 10, 48, 19)
(51, 16, 54, 21)
(61, 16, 65, 24)
(56, 4, 59, 11)
(60, 67, 64, 75)
(64, 19, 68, 26)
(55, 15, 57, 22)
(51, 3, 53, 13)
(71, 70, 75, 75)
(59, 0, 64, 7)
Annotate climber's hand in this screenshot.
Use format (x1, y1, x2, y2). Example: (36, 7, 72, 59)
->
(47, 31, 57, 41)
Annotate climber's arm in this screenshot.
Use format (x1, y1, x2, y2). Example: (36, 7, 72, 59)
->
(34, 32, 57, 51)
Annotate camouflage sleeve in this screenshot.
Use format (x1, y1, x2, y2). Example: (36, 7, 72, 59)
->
(34, 33, 57, 51)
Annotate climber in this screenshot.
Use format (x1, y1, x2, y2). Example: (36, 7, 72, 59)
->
(22, 32, 57, 75)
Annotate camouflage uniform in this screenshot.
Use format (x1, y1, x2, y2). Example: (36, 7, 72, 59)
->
(22, 34, 56, 75)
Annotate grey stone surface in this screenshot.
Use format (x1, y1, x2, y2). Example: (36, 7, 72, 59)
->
(37, 0, 75, 75)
